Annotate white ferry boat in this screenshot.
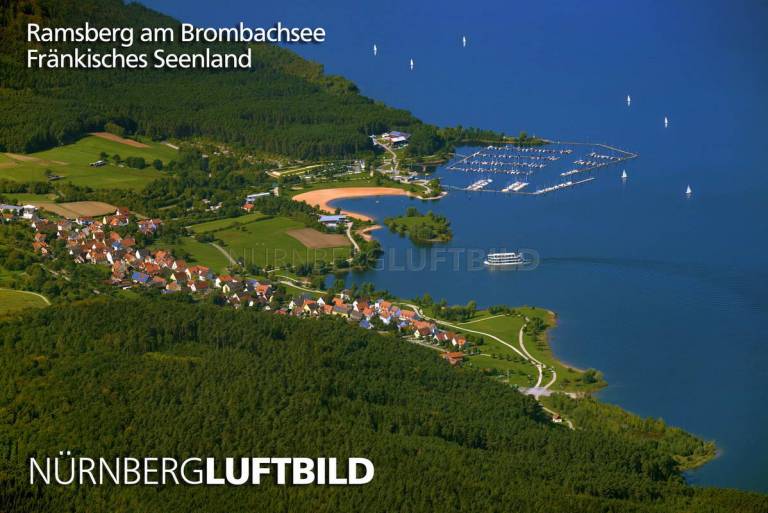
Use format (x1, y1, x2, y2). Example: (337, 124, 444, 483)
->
(484, 252, 528, 266)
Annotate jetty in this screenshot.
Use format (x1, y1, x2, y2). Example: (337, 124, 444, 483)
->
(531, 177, 595, 195)
(442, 141, 637, 195)
(466, 178, 493, 191)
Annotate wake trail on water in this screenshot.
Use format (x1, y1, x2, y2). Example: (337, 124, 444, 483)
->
(541, 256, 768, 313)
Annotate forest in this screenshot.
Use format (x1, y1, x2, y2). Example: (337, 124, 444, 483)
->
(0, 0, 424, 158)
(0, 297, 765, 512)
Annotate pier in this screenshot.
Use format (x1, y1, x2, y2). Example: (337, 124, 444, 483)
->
(442, 141, 637, 195)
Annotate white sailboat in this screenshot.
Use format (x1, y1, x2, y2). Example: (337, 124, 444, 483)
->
(409, 58, 414, 71)
(664, 116, 669, 128)
(621, 169, 628, 180)
(626, 94, 631, 106)
(686, 185, 692, 196)
(373, 44, 377, 56)
(462, 35, 467, 48)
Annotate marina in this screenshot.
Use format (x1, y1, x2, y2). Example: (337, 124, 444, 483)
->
(465, 178, 493, 191)
(443, 141, 636, 195)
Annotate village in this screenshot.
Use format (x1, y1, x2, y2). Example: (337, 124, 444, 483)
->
(0, 202, 470, 366)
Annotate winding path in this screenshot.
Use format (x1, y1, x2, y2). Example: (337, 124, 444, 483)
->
(0, 287, 50, 305)
(404, 304, 575, 426)
(210, 243, 237, 266)
(346, 223, 360, 253)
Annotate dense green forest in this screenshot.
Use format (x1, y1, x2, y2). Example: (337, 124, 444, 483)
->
(0, 298, 765, 512)
(0, 0, 425, 158)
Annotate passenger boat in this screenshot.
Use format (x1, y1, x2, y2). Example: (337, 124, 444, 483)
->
(484, 252, 529, 266)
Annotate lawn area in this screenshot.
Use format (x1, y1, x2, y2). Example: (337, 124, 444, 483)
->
(466, 354, 537, 387)
(187, 212, 269, 234)
(0, 289, 48, 315)
(151, 237, 231, 274)
(286, 173, 410, 197)
(457, 309, 606, 393)
(214, 216, 350, 268)
(0, 135, 176, 189)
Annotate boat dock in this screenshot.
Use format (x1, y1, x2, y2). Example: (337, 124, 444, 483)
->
(531, 177, 595, 195)
(442, 141, 637, 195)
(501, 181, 529, 192)
(466, 178, 493, 191)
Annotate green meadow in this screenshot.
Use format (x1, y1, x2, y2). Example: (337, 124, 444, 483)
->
(0, 136, 176, 189)
(150, 237, 231, 274)
(187, 212, 269, 234)
(213, 217, 350, 268)
(0, 289, 48, 315)
(286, 172, 411, 197)
(457, 308, 606, 393)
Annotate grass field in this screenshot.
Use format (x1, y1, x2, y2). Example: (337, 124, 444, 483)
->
(3, 192, 58, 203)
(0, 136, 176, 189)
(456, 309, 606, 393)
(187, 212, 268, 234)
(0, 289, 48, 315)
(286, 173, 410, 197)
(214, 217, 350, 268)
(151, 237, 231, 274)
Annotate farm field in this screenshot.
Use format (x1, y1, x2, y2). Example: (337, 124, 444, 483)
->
(214, 216, 350, 268)
(32, 201, 117, 218)
(286, 228, 349, 249)
(0, 289, 49, 315)
(187, 212, 268, 234)
(0, 135, 176, 189)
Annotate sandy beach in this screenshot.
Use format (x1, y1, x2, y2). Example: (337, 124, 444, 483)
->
(292, 187, 416, 221)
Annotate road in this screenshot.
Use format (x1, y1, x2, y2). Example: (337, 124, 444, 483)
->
(372, 138, 398, 172)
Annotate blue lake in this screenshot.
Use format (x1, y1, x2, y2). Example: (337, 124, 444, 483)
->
(148, 0, 768, 492)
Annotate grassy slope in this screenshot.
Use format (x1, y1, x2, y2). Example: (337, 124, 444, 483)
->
(0, 289, 48, 314)
(0, 136, 176, 189)
(187, 212, 269, 234)
(453, 308, 606, 393)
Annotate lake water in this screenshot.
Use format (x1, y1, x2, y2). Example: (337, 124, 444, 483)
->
(150, 0, 768, 492)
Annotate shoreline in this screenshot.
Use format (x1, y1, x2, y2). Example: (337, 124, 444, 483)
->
(292, 187, 419, 222)
(543, 309, 590, 374)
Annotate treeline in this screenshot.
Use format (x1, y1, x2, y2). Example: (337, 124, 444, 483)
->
(545, 394, 718, 471)
(0, 0, 424, 158)
(0, 298, 764, 511)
